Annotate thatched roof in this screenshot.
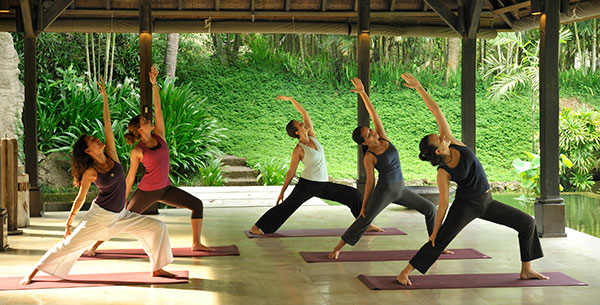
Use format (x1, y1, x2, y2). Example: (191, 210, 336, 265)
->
(0, 0, 599, 37)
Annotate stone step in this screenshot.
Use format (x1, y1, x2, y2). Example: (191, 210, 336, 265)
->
(224, 178, 259, 186)
(221, 155, 247, 167)
(222, 166, 259, 179)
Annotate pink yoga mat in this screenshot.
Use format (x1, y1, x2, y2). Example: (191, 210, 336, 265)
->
(358, 272, 587, 290)
(300, 248, 490, 263)
(245, 227, 406, 238)
(0, 270, 188, 291)
(78, 245, 239, 260)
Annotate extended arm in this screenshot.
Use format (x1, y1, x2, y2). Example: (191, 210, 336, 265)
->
(360, 154, 377, 217)
(149, 66, 166, 140)
(276, 146, 303, 205)
(125, 147, 142, 201)
(401, 73, 464, 146)
(98, 78, 120, 162)
(429, 168, 451, 246)
(277, 96, 315, 137)
(350, 77, 387, 139)
(64, 169, 95, 238)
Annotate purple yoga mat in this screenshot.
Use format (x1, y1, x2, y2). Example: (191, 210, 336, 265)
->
(244, 227, 406, 238)
(358, 272, 587, 290)
(78, 245, 239, 260)
(0, 270, 188, 291)
(300, 248, 490, 263)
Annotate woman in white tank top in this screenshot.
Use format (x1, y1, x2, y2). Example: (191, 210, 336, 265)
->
(249, 96, 382, 235)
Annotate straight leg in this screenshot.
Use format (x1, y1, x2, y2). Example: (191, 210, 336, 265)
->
(254, 179, 316, 233)
(317, 182, 363, 218)
(394, 188, 436, 235)
(341, 187, 398, 245)
(127, 188, 164, 214)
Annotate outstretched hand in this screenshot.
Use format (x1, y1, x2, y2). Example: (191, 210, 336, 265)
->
(149, 66, 158, 85)
(401, 73, 421, 89)
(276, 95, 294, 102)
(349, 77, 366, 94)
(97, 77, 107, 96)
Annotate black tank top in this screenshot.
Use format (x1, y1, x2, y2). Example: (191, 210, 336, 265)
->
(93, 160, 126, 213)
(438, 144, 489, 199)
(368, 139, 404, 183)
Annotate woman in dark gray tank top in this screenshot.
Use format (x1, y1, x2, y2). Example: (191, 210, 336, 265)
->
(396, 73, 547, 286)
(20, 78, 175, 285)
(328, 77, 438, 259)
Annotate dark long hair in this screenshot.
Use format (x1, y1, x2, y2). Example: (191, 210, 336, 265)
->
(71, 135, 94, 187)
(286, 120, 299, 139)
(124, 115, 141, 145)
(418, 134, 444, 166)
(352, 126, 369, 154)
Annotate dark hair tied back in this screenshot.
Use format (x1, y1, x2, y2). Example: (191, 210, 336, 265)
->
(418, 135, 445, 166)
(352, 126, 369, 154)
(286, 120, 299, 139)
(124, 115, 142, 145)
(71, 135, 94, 187)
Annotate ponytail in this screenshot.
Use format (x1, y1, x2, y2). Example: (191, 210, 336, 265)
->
(418, 135, 444, 166)
(352, 126, 369, 155)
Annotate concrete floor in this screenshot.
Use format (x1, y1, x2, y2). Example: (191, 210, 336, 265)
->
(0, 203, 597, 305)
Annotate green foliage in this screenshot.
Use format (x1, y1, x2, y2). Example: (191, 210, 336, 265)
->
(255, 158, 288, 186)
(559, 69, 600, 106)
(196, 158, 227, 186)
(559, 107, 600, 191)
(513, 151, 573, 197)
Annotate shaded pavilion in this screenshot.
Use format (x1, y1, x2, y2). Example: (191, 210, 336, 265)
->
(1, 0, 599, 237)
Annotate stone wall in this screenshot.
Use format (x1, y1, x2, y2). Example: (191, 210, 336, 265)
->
(0, 33, 24, 140)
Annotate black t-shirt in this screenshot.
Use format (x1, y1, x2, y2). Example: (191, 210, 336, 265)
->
(438, 144, 490, 199)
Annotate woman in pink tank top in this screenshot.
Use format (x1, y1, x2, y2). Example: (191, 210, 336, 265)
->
(88, 66, 213, 254)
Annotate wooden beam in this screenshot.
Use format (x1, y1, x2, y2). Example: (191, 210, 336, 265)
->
(18, 0, 34, 37)
(489, 0, 515, 29)
(321, 0, 327, 12)
(23, 36, 41, 217)
(286, 0, 291, 12)
(216, 0, 220, 11)
(424, 0, 461, 35)
(467, 0, 483, 39)
(178, 0, 183, 11)
(389, 0, 396, 12)
(356, 0, 370, 195)
(251, 0, 256, 12)
(492, 1, 530, 15)
(42, 0, 74, 32)
(354, 0, 358, 12)
(106, 0, 111, 10)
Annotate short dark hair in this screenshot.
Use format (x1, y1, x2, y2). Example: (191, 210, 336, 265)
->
(286, 120, 299, 138)
(418, 134, 444, 166)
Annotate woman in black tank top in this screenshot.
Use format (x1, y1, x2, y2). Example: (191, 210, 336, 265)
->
(395, 73, 547, 286)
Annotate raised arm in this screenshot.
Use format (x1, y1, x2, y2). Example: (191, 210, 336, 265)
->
(97, 77, 120, 162)
(401, 73, 463, 146)
(350, 77, 387, 139)
(149, 66, 166, 141)
(276, 96, 315, 137)
(276, 146, 303, 205)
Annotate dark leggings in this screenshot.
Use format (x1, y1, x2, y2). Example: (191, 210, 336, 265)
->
(409, 191, 543, 274)
(255, 178, 362, 234)
(127, 185, 203, 219)
(341, 180, 436, 245)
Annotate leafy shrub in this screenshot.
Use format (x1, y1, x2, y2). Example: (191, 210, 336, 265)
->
(513, 151, 572, 197)
(197, 158, 227, 186)
(255, 158, 288, 185)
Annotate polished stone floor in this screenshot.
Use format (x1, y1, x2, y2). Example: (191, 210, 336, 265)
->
(0, 204, 597, 305)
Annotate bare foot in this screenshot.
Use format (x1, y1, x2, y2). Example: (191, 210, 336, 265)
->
(520, 269, 549, 280)
(367, 224, 384, 232)
(328, 249, 341, 259)
(20, 276, 33, 285)
(85, 247, 97, 257)
(396, 272, 412, 286)
(442, 249, 454, 255)
(249, 225, 264, 235)
(152, 269, 177, 278)
(192, 244, 215, 252)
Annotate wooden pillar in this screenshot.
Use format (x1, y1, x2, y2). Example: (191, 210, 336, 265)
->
(356, 0, 370, 195)
(535, 0, 565, 237)
(139, 1, 158, 214)
(460, 1, 479, 152)
(23, 35, 41, 217)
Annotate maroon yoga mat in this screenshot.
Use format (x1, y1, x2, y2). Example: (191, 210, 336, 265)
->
(358, 272, 587, 290)
(78, 245, 239, 260)
(244, 227, 406, 238)
(300, 248, 490, 263)
(0, 270, 188, 291)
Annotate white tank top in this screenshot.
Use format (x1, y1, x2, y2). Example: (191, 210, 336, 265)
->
(297, 136, 329, 182)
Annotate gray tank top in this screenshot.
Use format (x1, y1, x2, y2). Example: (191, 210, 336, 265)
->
(297, 136, 329, 182)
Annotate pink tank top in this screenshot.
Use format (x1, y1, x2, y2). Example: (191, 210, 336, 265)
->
(137, 134, 171, 191)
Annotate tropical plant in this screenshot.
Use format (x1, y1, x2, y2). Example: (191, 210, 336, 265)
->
(197, 158, 227, 186)
(255, 158, 288, 186)
(513, 151, 573, 198)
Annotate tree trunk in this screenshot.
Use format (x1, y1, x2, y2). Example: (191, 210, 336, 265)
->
(593, 19, 597, 73)
(109, 33, 116, 83)
(85, 33, 92, 85)
(104, 33, 110, 82)
(164, 33, 180, 78)
(91, 34, 97, 82)
(575, 22, 582, 70)
(446, 38, 460, 81)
